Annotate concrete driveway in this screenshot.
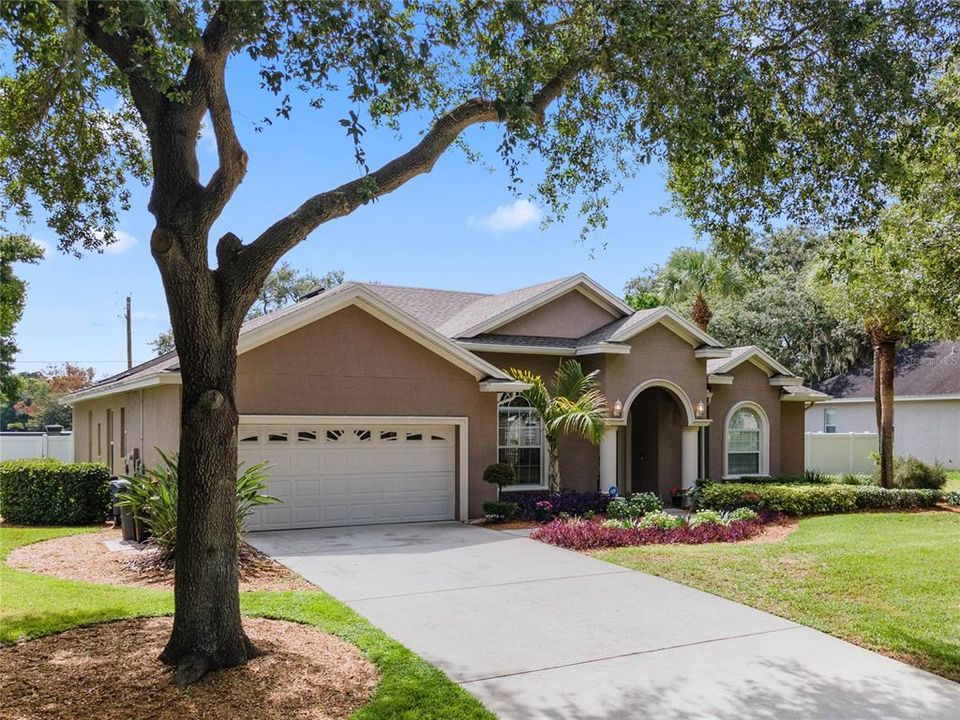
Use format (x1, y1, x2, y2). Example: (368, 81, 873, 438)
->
(249, 522, 960, 719)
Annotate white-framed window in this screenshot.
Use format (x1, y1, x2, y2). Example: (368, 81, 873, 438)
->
(725, 403, 769, 477)
(824, 408, 837, 434)
(497, 394, 545, 487)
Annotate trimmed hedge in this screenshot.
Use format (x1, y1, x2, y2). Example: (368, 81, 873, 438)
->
(698, 482, 942, 517)
(0, 459, 111, 525)
(732, 471, 873, 486)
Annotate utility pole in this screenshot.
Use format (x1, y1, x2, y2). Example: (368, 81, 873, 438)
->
(125, 295, 132, 370)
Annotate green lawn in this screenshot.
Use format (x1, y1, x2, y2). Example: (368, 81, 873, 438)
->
(946, 470, 960, 491)
(595, 512, 960, 682)
(0, 526, 493, 720)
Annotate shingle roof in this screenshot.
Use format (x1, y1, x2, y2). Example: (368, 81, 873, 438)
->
(364, 284, 488, 328)
(706, 346, 753, 374)
(436, 276, 575, 338)
(816, 341, 960, 398)
(465, 334, 580, 349)
(782, 385, 830, 400)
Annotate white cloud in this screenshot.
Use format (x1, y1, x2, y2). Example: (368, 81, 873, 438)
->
(471, 199, 543, 233)
(94, 229, 138, 255)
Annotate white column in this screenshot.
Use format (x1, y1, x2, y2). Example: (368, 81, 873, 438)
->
(599, 425, 619, 495)
(681, 426, 699, 490)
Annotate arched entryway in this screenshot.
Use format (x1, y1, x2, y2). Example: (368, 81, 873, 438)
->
(598, 379, 704, 499)
(627, 386, 688, 498)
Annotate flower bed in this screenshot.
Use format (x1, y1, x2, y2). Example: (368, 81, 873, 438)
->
(530, 515, 769, 551)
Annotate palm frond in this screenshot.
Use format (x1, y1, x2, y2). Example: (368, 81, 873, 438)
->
(547, 390, 607, 444)
(508, 367, 551, 417)
(552, 359, 601, 400)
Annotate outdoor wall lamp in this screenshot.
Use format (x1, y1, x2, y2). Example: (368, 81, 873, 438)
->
(695, 400, 707, 419)
(612, 399, 623, 417)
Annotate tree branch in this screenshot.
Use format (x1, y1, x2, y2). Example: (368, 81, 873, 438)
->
(182, 3, 248, 228)
(223, 55, 595, 309)
(219, 96, 497, 306)
(58, 0, 165, 127)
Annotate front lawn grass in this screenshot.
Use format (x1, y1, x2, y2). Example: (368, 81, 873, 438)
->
(595, 512, 960, 682)
(0, 525, 493, 720)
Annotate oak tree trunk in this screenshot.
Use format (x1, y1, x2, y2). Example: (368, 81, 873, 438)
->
(870, 331, 899, 489)
(691, 293, 712, 332)
(151, 227, 258, 686)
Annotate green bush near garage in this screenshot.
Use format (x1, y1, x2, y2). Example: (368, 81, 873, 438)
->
(0, 459, 111, 525)
(698, 482, 942, 516)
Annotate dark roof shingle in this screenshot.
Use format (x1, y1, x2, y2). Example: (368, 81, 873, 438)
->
(816, 341, 960, 398)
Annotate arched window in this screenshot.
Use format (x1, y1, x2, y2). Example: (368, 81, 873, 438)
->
(725, 405, 768, 477)
(498, 394, 544, 486)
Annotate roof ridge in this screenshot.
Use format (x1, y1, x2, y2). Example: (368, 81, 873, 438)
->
(359, 281, 491, 296)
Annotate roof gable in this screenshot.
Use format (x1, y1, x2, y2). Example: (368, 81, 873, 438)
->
(707, 345, 798, 379)
(439, 274, 632, 339)
(582, 306, 723, 349)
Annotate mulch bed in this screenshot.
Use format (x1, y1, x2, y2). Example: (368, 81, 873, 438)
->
(7, 528, 314, 592)
(0, 617, 378, 720)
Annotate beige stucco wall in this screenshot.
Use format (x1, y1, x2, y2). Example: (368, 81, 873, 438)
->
(236, 304, 499, 517)
(605, 324, 709, 417)
(71, 384, 181, 473)
(708, 362, 784, 479)
(779, 402, 806, 476)
(492, 290, 618, 338)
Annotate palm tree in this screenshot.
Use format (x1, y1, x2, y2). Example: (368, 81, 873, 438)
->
(658, 248, 743, 331)
(507, 360, 608, 492)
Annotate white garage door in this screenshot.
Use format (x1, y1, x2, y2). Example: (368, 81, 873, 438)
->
(238, 421, 456, 531)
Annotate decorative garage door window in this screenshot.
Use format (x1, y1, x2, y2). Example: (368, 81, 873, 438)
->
(498, 395, 544, 486)
(727, 408, 762, 475)
(237, 423, 456, 530)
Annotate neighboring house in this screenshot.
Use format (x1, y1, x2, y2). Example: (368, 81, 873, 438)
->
(65, 274, 822, 530)
(806, 341, 960, 470)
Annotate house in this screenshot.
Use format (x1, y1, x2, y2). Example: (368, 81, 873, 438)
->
(65, 274, 822, 530)
(806, 341, 960, 469)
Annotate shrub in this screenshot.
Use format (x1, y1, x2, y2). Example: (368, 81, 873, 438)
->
(726, 507, 759, 522)
(482, 463, 516, 493)
(698, 482, 942, 516)
(117, 450, 277, 558)
(0, 459, 110, 525)
(508, 490, 612, 520)
(637, 511, 684, 530)
(688, 509, 725, 527)
(531, 515, 766, 550)
(945, 490, 960, 506)
(482, 500, 519, 521)
(602, 517, 636, 530)
(889, 456, 946, 490)
(607, 492, 662, 520)
(732, 471, 873, 486)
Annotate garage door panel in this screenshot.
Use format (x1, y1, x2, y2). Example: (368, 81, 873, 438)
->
(241, 422, 456, 530)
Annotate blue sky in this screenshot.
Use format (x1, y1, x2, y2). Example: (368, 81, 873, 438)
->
(12, 55, 699, 380)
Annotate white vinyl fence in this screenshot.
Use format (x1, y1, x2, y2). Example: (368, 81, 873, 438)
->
(805, 432, 877, 475)
(0, 432, 74, 462)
